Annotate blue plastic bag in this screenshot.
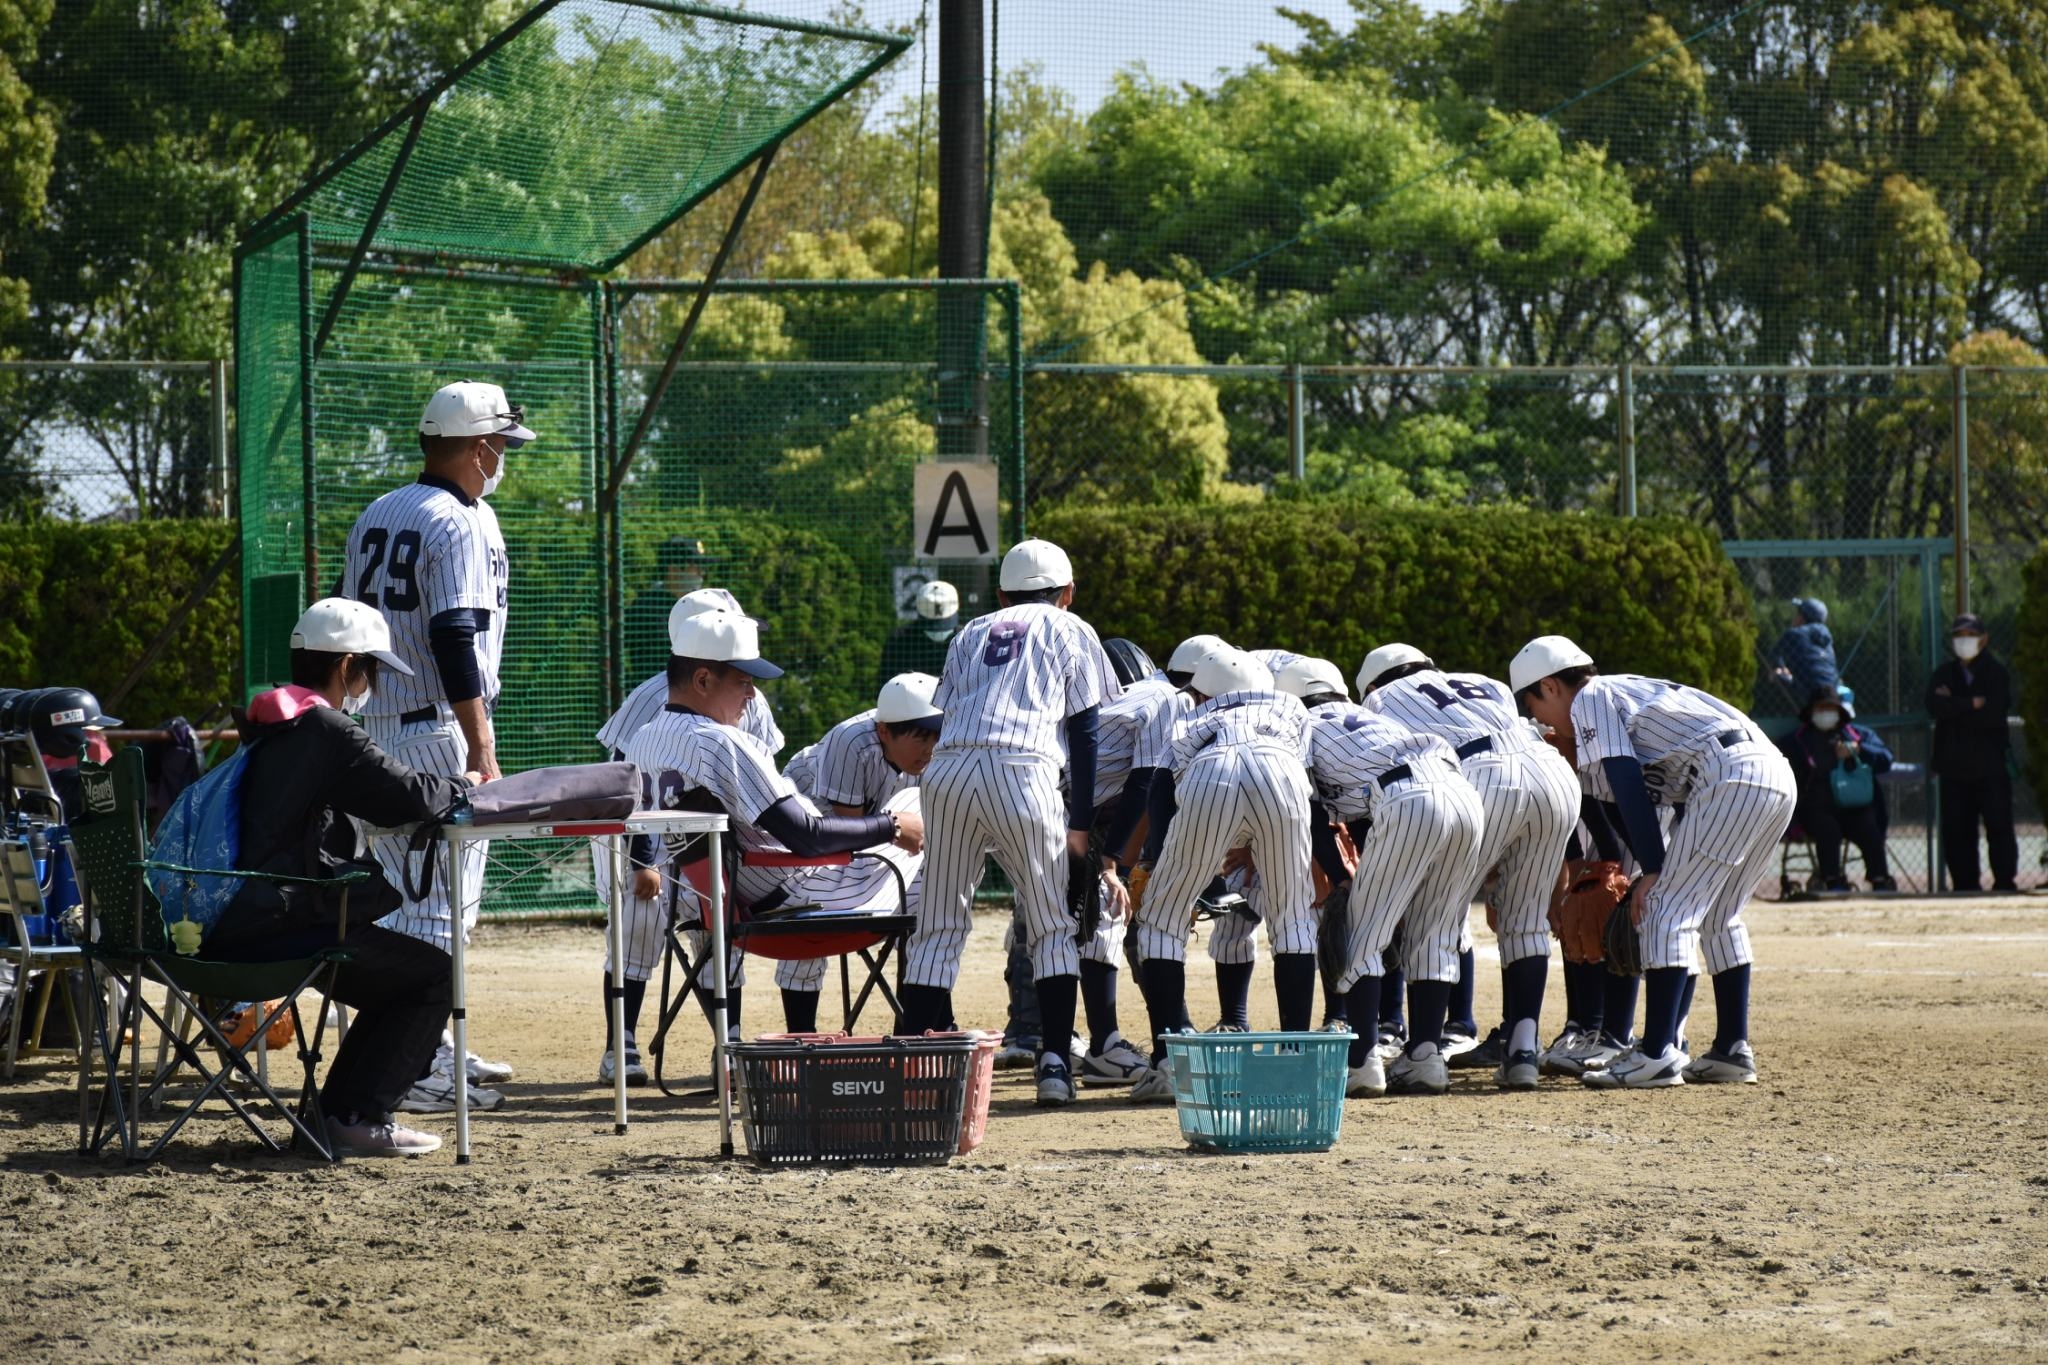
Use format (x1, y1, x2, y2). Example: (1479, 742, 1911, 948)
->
(145, 747, 250, 950)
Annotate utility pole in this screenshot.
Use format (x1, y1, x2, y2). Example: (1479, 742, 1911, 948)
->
(936, 0, 988, 464)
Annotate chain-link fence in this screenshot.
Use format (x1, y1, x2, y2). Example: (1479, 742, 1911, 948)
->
(0, 361, 232, 523)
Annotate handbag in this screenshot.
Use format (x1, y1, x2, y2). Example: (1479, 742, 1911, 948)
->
(1829, 759, 1875, 810)
(404, 762, 642, 900)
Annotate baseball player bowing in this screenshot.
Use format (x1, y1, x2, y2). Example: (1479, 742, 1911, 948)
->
(1284, 657, 1484, 1098)
(775, 672, 944, 1033)
(901, 538, 1126, 1108)
(1509, 636, 1794, 1088)
(622, 610, 925, 1050)
(344, 380, 529, 1110)
(1131, 648, 1318, 1090)
(591, 587, 784, 1084)
(1356, 643, 1580, 1091)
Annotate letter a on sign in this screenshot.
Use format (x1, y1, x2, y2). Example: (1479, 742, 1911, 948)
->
(912, 461, 998, 562)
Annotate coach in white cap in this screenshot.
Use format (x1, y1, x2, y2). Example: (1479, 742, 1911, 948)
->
(342, 380, 533, 1110)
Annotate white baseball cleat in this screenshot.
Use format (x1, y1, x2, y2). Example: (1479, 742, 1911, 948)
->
(1439, 1030, 1480, 1062)
(993, 1039, 1036, 1070)
(1035, 1056, 1077, 1107)
(1544, 1027, 1624, 1077)
(598, 1040, 649, 1087)
(1495, 1049, 1541, 1091)
(1345, 1054, 1387, 1098)
(1385, 1050, 1450, 1096)
(434, 1040, 514, 1086)
(394, 1074, 503, 1113)
(1581, 1043, 1686, 1089)
(1078, 1035, 1152, 1086)
(1127, 1067, 1176, 1104)
(1681, 1041, 1759, 1084)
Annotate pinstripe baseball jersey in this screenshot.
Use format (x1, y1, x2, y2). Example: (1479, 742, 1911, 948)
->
(1170, 690, 1312, 773)
(782, 709, 918, 813)
(1571, 675, 1765, 802)
(622, 706, 806, 858)
(1134, 687, 1193, 770)
(1249, 648, 1304, 676)
(931, 603, 1118, 758)
(1080, 675, 1179, 805)
(1364, 669, 1521, 746)
(1303, 700, 1457, 820)
(343, 478, 508, 716)
(597, 671, 784, 759)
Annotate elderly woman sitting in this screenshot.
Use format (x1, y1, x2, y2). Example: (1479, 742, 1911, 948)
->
(1775, 686, 1894, 895)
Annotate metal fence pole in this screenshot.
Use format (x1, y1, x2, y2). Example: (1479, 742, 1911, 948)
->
(1953, 363, 1969, 616)
(1287, 362, 1306, 481)
(209, 357, 230, 516)
(1617, 362, 1637, 516)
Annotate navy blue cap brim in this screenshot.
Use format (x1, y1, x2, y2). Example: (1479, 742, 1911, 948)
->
(730, 656, 783, 680)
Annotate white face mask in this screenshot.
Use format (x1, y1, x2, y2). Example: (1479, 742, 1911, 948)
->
(1953, 635, 1983, 661)
(478, 441, 506, 499)
(1812, 710, 1841, 732)
(923, 625, 955, 643)
(342, 660, 374, 715)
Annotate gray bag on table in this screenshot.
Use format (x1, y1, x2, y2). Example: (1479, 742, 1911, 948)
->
(404, 762, 641, 899)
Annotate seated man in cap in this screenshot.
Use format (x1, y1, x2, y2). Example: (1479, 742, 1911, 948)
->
(206, 598, 478, 1157)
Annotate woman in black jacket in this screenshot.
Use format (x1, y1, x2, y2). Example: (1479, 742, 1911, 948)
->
(207, 599, 475, 1156)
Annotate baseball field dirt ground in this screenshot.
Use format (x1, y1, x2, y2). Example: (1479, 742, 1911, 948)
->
(2, 894, 2044, 1363)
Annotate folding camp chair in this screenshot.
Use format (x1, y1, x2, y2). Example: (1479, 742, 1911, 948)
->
(647, 839, 913, 1098)
(67, 748, 366, 1163)
(0, 836, 86, 1078)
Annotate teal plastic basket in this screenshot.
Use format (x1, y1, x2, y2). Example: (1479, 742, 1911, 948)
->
(1161, 1030, 1354, 1153)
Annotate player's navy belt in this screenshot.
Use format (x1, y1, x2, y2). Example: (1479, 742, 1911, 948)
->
(1454, 736, 1493, 760)
(1377, 763, 1413, 790)
(398, 706, 439, 725)
(1716, 729, 1746, 748)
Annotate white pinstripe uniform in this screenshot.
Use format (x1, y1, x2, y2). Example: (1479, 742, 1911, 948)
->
(622, 707, 918, 990)
(594, 678, 785, 982)
(907, 603, 1119, 989)
(1306, 702, 1484, 988)
(344, 478, 507, 953)
(1065, 674, 1177, 967)
(1570, 676, 1795, 973)
(1134, 691, 1316, 966)
(1366, 671, 1578, 965)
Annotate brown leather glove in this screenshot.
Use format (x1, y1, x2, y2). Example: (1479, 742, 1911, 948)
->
(1549, 858, 1628, 964)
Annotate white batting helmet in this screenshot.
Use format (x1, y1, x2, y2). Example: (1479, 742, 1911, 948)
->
(1509, 635, 1595, 694)
(1191, 647, 1273, 698)
(1167, 633, 1228, 675)
(914, 580, 959, 621)
(1356, 642, 1431, 695)
(876, 672, 943, 724)
(1275, 656, 1347, 702)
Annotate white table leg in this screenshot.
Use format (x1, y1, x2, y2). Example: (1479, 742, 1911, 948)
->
(447, 830, 471, 1164)
(608, 833, 628, 1135)
(709, 831, 732, 1158)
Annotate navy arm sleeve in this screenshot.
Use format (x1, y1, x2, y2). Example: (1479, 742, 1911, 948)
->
(756, 796, 897, 858)
(1141, 770, 1177, 863)
(1065, 706, 1100, 832)
(1103, 766, 1156, 869)
(1600, 756, 1666, 875)
(428, 607, 488, 704)
(1309, 802, 1350, 888)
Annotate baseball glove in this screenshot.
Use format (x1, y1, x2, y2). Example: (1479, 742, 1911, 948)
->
(1603, 879, 1646, 977)
(1316, 884, 1352, 1016)
(1068, 845, 1105, 945)
(1127, 863, 1151, 919)
(1550, 859, 1628, 964)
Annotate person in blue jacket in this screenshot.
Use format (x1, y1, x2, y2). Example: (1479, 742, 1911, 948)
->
(1775, 685, 1894, 894)
(1771, 598, 1841, 698)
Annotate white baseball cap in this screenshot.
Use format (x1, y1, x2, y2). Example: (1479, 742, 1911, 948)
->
(418, 381, 536, 445)
(1167, 633, 1229, 675)
(1191, 647, 1272, 698)
(1509, 635, 1595, 694)
(670, 608, 782, 680)
(668, 587, 747, 643)
(1356, 642, 1432, 695)
(1275, 656, 1348, 702)
(1000, 539, 1074, 592)
(914, 580, 960, 621)
(876, 672, 943, 725)
(290, 598, 415, 675)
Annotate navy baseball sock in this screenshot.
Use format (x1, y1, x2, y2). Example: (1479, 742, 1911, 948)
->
(1677, 971, 1699, 1049)
(1447, 948, 1478, 1037)
(1639, 967, 1687, 1057)
(898, 983, 954, 1035)
(1602, 971, 1638, 1045)
(1272, 953, 1317, 1032)
(602, 976, 649, 1049)
(691, 982, 741, 1040)
(1406, 979, 1451, 1059)
(1345, 975, 1382, 1068)
(1142, 958, 1188, 1065)
(1078, 960, 1118, 1053)
(1034, 973, 1079, 1070)
(1380, 965, 1407, 1038)
(1711, 963, 1752, 1053)
(1214, 961, 1254, 1030)
(780, 988, 820, 1035)
(1564, 960, 1603, 1034)
(1502, 955, 1549, 1053)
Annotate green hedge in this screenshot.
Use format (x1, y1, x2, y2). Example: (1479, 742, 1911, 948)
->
(1034, 501, 1755, 700)
(2015, 546, 2048, 786)
(0, 521, 240, 726)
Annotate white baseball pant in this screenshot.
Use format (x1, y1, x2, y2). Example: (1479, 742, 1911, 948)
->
(1338, 765, 1483, 990)
(767, 788, 926, 991)
(908, 749, 1074, 988)
(1465, 739, 1581, 965)
(1135, 746, 1313, 966)
(1207, 864, 1259, 965)
(1639, 742, 1796, 973)
(363, 713, 481, 954)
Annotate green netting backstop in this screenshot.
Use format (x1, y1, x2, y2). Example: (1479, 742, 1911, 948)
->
(235, 4, 1029, 918)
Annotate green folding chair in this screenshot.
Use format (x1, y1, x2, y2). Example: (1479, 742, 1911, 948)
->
(69, 747, 364, 1163)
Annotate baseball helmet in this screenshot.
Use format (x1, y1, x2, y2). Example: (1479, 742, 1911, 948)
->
(1165, 633, 1228, 683)
(0, 687, 27, 732)
(877, 672, 944, 726)
(1191, 647, 1273, 699)
(1275, 656, 1347, 702)
(1509, 635, 1595, 694)
(1000, 539, 1074, 592)
(27, 686, 121, 758)
(1102, 638, 1158, 689)
(914, 580, 960, 623)
(1356, 642, 1432, 696)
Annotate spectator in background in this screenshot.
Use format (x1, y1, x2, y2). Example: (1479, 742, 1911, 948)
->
(1772, 597, 1840, 698)
(1777, 685, 1896, 895)
(626, 536, 713, 679)
(879, 579, 960, 688)
(1927, 612, 2019, 893)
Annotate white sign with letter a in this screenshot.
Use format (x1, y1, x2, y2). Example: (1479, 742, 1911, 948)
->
(912, 460, 999, 562)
